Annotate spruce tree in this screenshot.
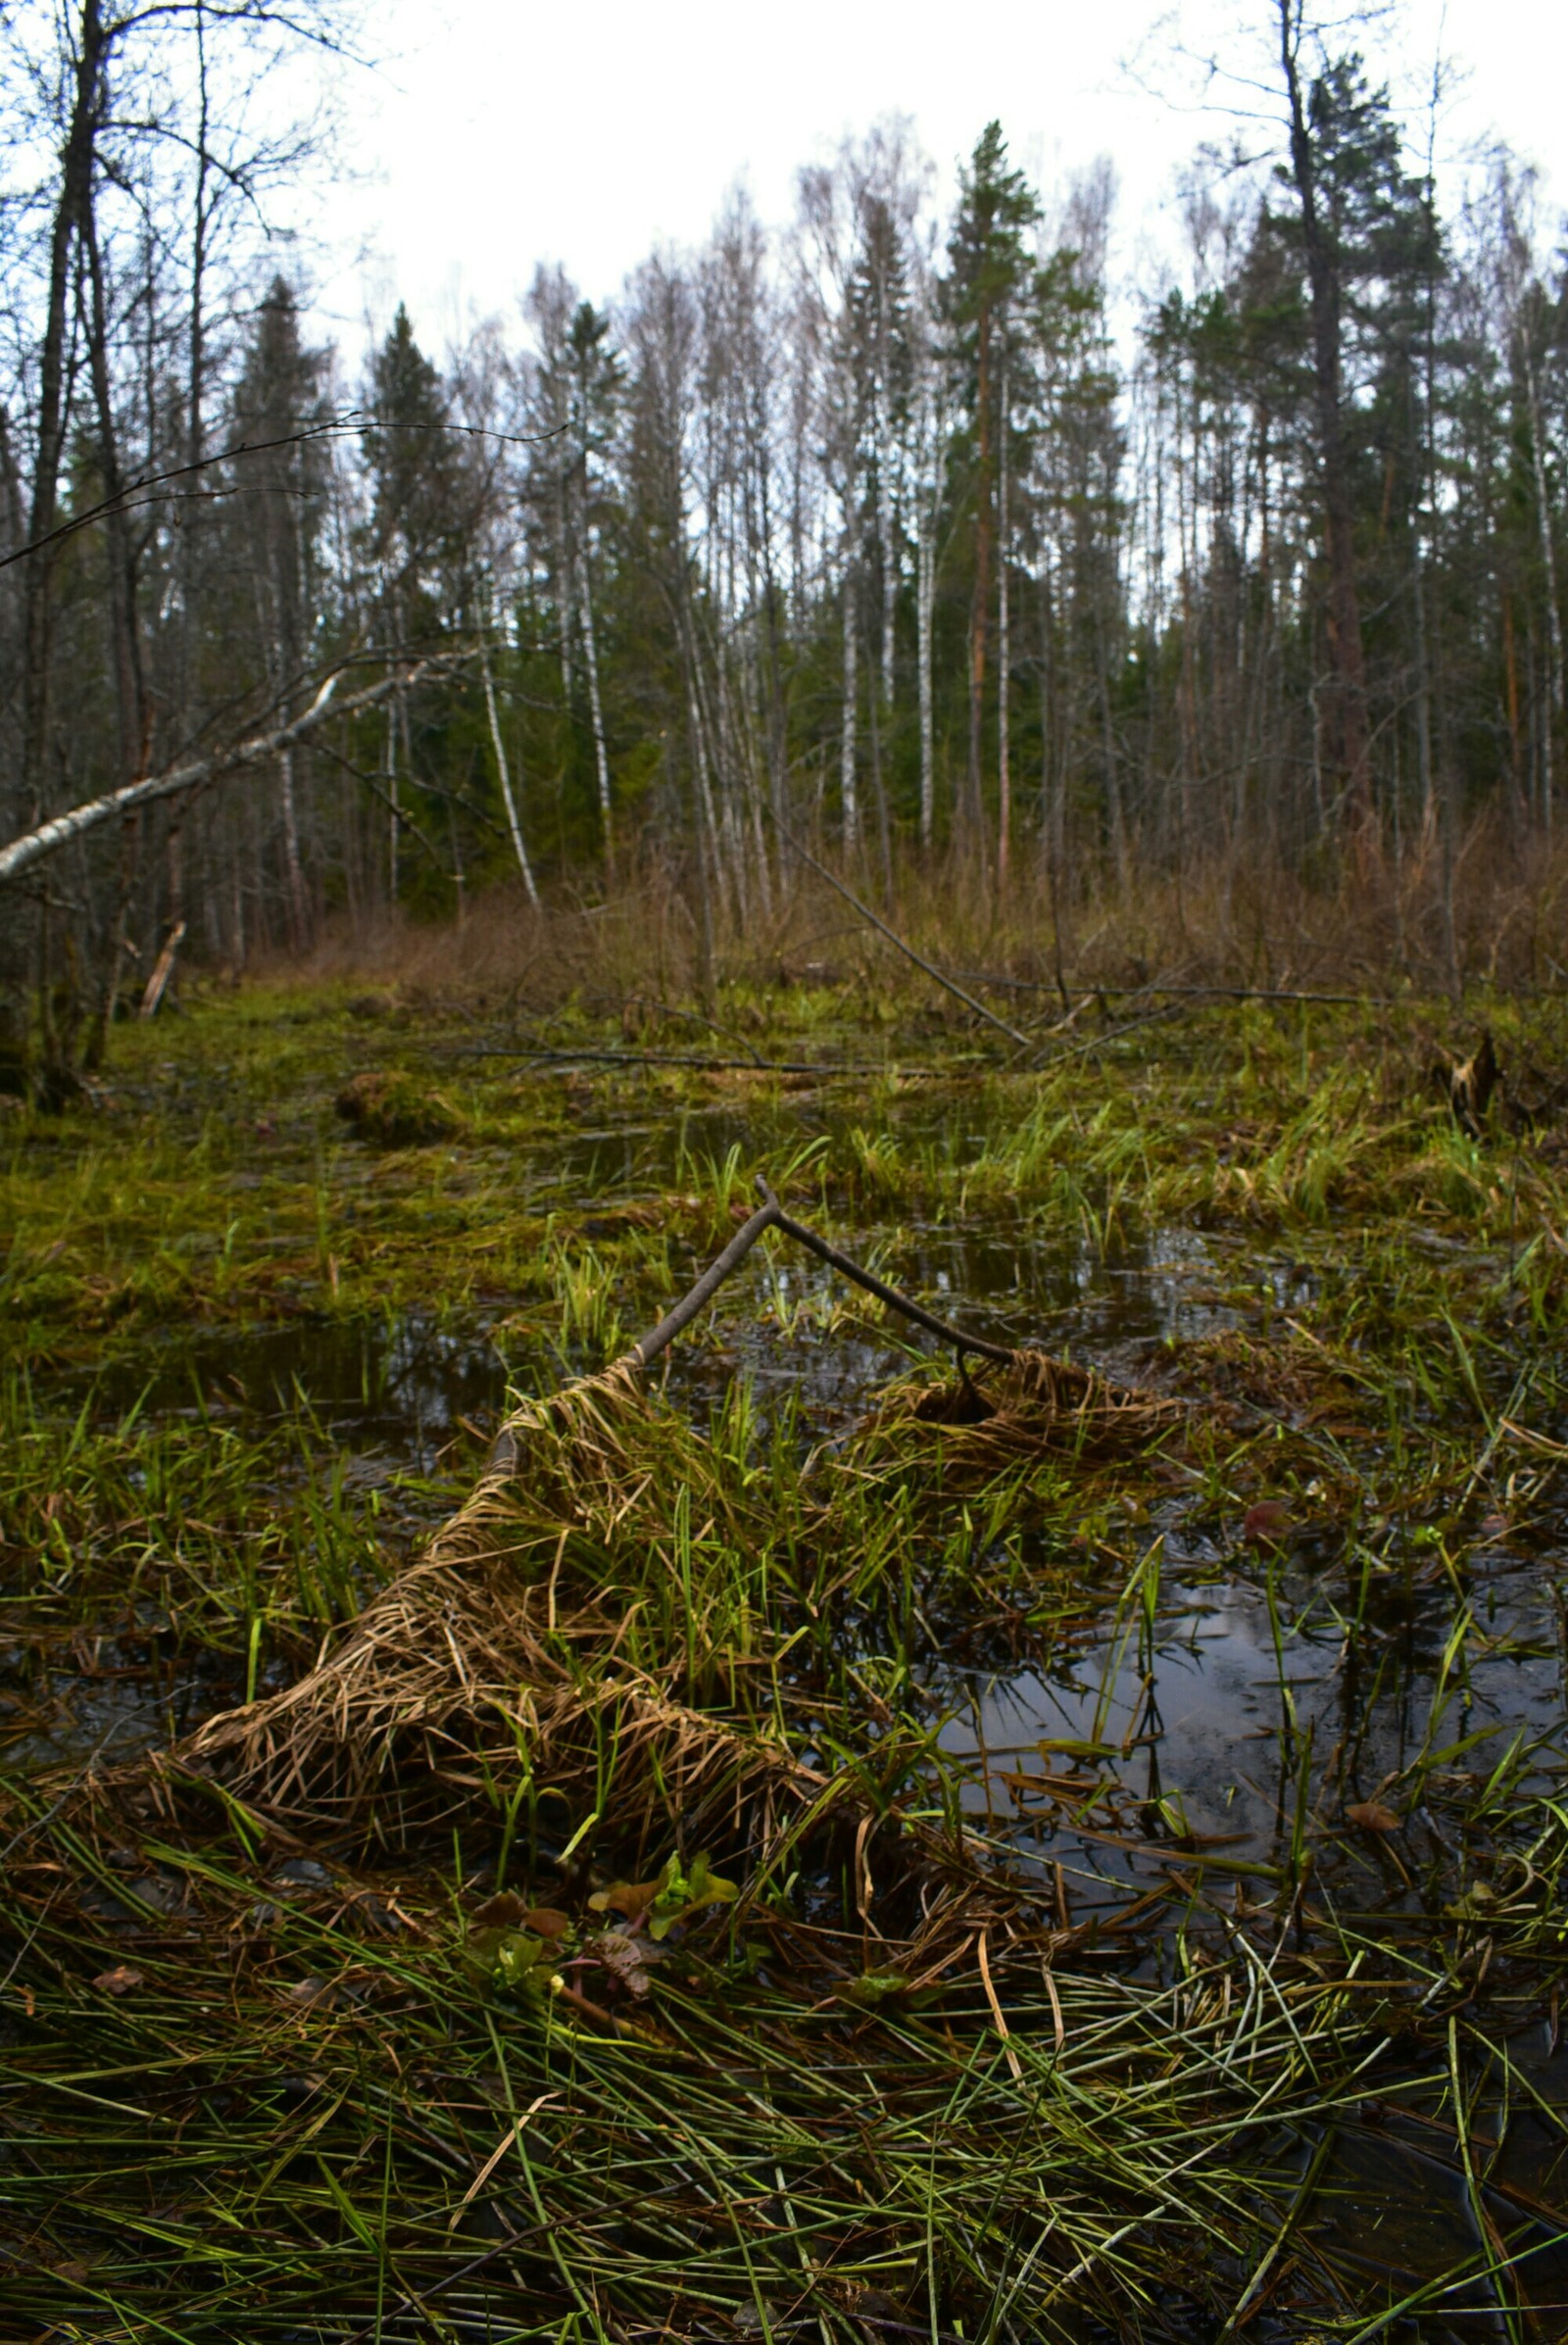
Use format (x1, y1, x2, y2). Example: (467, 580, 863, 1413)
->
(942, 123, 1041, 854)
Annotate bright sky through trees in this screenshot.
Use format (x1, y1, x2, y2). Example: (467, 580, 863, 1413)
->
(320, 0, 1568, 348)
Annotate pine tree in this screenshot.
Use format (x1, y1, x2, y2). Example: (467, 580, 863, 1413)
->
(230, 278, 329, 945)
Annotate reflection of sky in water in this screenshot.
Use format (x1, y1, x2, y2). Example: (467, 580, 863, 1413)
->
(88, 1310, 511, 1473)
(925, 1553, 1565, 1923)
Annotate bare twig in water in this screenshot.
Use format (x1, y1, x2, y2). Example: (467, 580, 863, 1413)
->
(570, 1183, 1014, 1398)
(625, 1197, 784, 1368)
(756, 1181, 1015, 1363)
(1031, 1002, 1192, 1069)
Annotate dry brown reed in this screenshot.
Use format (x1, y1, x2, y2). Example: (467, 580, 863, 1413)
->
(175, 1363, 811, 1840)
(164, 1340, 1178, 1954)
(859, 1348, 1186, 1483)
(248, 813, 1568, 1008)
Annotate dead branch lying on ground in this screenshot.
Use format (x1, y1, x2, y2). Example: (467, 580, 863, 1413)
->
(956, 974, 1381, 1008)
(772, 825, 1034, 1051)
(494, 1047, 909, 1078)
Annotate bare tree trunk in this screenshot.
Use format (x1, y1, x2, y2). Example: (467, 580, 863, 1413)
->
(21, 0, 105, 824)
(876, 364, 896, 713)
(554, 461, 573, 708)
(997, 351, 1011, 893)
(82, 142, 146, 803)
(482, 636, 541, 906)
(576, 540, 614, 873)
(1038, 554, 1068, 1003)
(1504, 593, 1525, 824)
(0, 663, 445, 886)
(1523, 338, 1564, 845)
(1097, 608, 1128, 891)
(967, 299, 992, 855)
(683, 622, 732, 919)
(917, 509, 935, 850)
(278, 747, 308, 949)
(841, 548, 858, 850)
(680, 681, 717, 1013)
(1411, 493, 1435, 837)
(866, 637, 893, 897)
(760, 521, 790, 880)
(1278, 0, 1374, 859)
(385, 695, 399, 908)
(177, 0, 211, 751)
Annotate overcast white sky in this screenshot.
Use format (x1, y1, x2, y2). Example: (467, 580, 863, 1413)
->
(308, 0, 1568, 360)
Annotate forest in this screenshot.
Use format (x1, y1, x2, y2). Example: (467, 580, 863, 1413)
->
(3, 0, 1567, 1049)
(6, 5, 1568, 2341)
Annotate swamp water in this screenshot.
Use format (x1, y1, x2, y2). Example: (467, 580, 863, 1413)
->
(5, 1059, 1568, 2339)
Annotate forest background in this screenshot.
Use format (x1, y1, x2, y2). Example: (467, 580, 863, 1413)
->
(3, 0, 1568, 1084)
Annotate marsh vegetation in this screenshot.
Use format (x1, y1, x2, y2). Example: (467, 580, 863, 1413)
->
(3, 963, 1568, 2339)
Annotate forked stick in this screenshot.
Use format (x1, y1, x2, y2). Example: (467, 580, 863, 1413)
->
(627, 1195, 783, 1365)
(754, 1180, 1014, 1363)
(623, 1177, 1012, 1372)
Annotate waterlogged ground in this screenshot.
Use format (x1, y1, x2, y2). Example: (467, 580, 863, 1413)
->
(4, 973, 1568, 2337)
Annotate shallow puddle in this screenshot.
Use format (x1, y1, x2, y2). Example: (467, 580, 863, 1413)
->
(85, 1308, 512, 1465)
(935, 1543, 1565, 1906)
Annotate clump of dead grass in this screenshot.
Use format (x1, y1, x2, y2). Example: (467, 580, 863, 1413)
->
(858, 1347, 1186, 1483)
(176, 1362, 800, 1839)
(174, 1339, 1180, 1881)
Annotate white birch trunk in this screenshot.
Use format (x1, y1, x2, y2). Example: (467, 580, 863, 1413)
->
(575, 541, 613, 870)
(482, 637, 540, 907)
(555, 462, 573, 707)
(0, 660, 439, 887)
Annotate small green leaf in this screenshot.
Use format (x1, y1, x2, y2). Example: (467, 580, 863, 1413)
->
(593, 1854, 738, 1940)
(467, 1926, 563, 1998)
(839, 1969, 911, 2010)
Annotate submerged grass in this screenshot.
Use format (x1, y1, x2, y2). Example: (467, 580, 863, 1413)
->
(3, 972, 1568, 2336)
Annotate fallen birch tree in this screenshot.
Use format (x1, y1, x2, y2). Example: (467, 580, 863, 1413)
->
(0, 654, 466, 888)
